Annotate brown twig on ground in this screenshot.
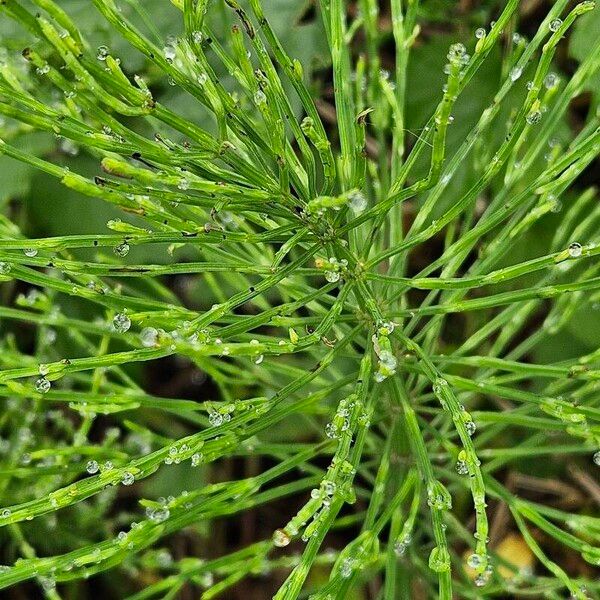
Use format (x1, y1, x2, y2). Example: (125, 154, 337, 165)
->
(567, 464, 600, 507)
(509, 472, 583, 509)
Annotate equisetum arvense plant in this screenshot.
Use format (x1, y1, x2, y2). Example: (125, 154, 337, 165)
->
(0, 0, 599, 598)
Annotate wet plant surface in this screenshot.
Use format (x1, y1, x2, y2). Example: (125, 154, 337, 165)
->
(0, 0, 599, 598)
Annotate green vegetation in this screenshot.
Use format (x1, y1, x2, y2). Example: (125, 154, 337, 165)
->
(0, 0, 599, 598)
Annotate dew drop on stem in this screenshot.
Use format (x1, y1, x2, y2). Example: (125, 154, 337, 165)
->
(456, 459, 469, 475)
(467, 552, 486, 569)
(272, 529, 290, 547)
(544, 72, 559, 89)
(510, 66, 522, 81)
(35, 376, 51, 394)
(121, 471, 135, 486)
(164, 45, 177, 62)
(113, 242, 130, 257)
(140, 327, 158, 347)
(349, 190, 367, 213)
(549, 18, 562, 32)
(86, 460, 99, 474)
(113, 312, 131, 333)
(97, 45, 109, 61)
(568, 242, 582, 258)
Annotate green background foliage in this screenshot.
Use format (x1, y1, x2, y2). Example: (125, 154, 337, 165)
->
(0, 0, 599, 598)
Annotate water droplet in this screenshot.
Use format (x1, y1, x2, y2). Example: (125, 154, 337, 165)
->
(340, 558, 354, 578)
(467, 553, 485, 569)
(349, 190, 367, 213)
(475, 28, 486, 39)
(568, 242, 582, 258)
(322, 480, 336, 495)
(121, 471, 135, 486)
(192, 30, 203, 44)
(197, 73, 208, 85)
(97, 45, 109, 61)
(177, 178, 190, 190)
(59, 138, 79, 156)
(474, 565, 493, 587)
(112, 312, 131, 333)
(427, 481, 452, 510)
(208, 411, 224, 427)
(140, 327, 158, 347)
(1, 509, 11, 519)
(35, 377, 51, 394)
(191, 453, 202, 466)
(24, 248, 38, 257)
(456, 459, 469, 475)
(156, 549, 172, 567)
(86, 460, 99, 474)
(526, 110, 542, 125)
(433, 377, 448, 394)
(254, 90, 267, 105)
(0, 262, 11, 275)
(549, 18, 562, 32)
(378, 350, 397, 374)
(325, 423, 339, 439)
(39, 576, 56, 592)
(164, 45, 177, 62)
(378, 321, 395, 335)
(593, 451, 600, 466)
(465, 421, 477, 436)
(272, 528, 290, 547)
(394, 540, 407, 556)
(447, 43, 468, 64)
(113, 242, 130, 257)
(325, 270, 340, 283)
(148, 506, 170, 522)
(36, 63, 50, 75)
(394, 534, 411, 556)
(544, 72, 559, 89)
(509, 66, 522, 81)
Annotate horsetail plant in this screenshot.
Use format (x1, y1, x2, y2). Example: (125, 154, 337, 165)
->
(0, 0, 599, 598)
